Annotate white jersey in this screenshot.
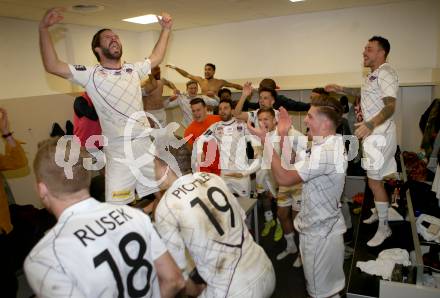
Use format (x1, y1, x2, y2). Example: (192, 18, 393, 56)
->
(155, 172, 273, 297)
(25, 198, 167, 298)
(294, 135, 347, 237)
(165, 94, 219, 128)
(202, 118, 259, 174)
(248, 109, 280, 128)
(361, 63, 399, 124)
(68, 60, 152, 143)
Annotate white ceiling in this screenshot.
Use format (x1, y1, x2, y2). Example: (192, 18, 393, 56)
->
(0, 0, 410, 31)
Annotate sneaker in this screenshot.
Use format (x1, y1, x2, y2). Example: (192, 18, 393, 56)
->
(363, 212, 378, 224)
(261, 219, 276, 237)
(273, 222, 283, 242)
(367, 226, 392, 247)
(293, 255, 302, 268)
(276, 246, 298, 260)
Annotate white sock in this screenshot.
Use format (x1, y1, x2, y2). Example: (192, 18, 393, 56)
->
(375, 201, 389, 228)
(284, 232, 296, 250)
(264, 211, 273, 222)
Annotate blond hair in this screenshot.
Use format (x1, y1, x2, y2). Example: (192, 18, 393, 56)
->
(33, 138, 91, 197)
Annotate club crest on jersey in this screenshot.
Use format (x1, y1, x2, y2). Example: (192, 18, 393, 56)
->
(237, 125, 243, 132)
(126, 68, 133, 74)
(369, 75, 377, 81)
(74, 65, 86, 71)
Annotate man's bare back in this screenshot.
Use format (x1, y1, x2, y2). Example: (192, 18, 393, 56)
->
(142, 66, 179, 111)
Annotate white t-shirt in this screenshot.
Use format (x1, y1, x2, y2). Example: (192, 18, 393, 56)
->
(361, 63, 399, 124)
(154, 172, 270, 297)
(68, 60, 152, 143)
(294, 135, 347, 236)
(248, 109, 280, 128)
(25, 198, 167, 298)
(165, 94, 218, 128)
(201, 118, 259, 174)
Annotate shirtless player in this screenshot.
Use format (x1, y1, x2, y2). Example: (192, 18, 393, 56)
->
(166, 63, 242, 98)
(142, 65, 179, 127)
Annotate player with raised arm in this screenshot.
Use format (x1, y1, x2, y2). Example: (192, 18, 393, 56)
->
(248, 95, 347, 298)
(167, 63, 242, 98)
(164, 80, 219, 128)
(325, 36, 399, 247)
(142, 65, 180, 127)
(39, 7, 173, 204)
(154, 158, 275, 298)
(256, 108, 306, 267)
(24, 139, 184, 298)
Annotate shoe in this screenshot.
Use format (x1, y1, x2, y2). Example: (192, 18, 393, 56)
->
(276, 246, 298, 260)
(367, 226, 392, 247)
(273, 222, 283, 242)
(293, 255, 302, 268)
(363, 211, 378, 224)
(261, 219, 275, 237)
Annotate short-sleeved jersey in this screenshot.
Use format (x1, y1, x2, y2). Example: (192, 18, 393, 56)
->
(165, 94, 218, 128)
(155, 172, 271, 297)
(68, 60, 152, 143)
(248, 109, 280, 128)
(294, 135, 347, 237)
(361, 63, 399, 123)
(201, 118, 259, 174)
(25, 198, 167, 298)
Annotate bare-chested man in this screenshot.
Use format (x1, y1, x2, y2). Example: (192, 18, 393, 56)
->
(142, 65, 179, 127)
(166, 63, 242, 98)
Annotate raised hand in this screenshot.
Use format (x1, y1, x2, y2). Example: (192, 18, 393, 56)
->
(324, 84, 343, 93)
(277, 107, 292, 137)
(40, 7, 65, 30)
(157, 12, 173, 30)
(242, 82, 253, 98)
(247, 119, 267, 143)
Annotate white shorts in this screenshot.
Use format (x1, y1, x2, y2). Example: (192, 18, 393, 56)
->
(105, 138, 159, 204)
(300, 233, 345, 298)
(277, 184, 302, 211)
(147, 108, 167, 128)
(256, 170, 277, 196)
(222, 175, 251, 198)
(362, 120, 397, 180)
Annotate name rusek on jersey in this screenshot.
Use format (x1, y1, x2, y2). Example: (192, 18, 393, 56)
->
(73, 208, 134, 247)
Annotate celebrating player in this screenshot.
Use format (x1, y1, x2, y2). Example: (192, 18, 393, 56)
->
(154, 158, 275, 297)
(25, 139, 184, 298)
(249, 97, 347, 298)
(325, 36, 399, 247)
(39, 7, 173, 204)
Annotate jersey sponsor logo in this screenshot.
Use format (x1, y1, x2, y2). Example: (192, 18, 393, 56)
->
(172, 172, 211, 199)
(73, 208, 134, 247)
(74, 64, 87, 71)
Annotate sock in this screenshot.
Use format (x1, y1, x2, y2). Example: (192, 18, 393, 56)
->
(375, 201, 389, 228)
(264, 211, 273, 222)
(284, 232, 296, 250)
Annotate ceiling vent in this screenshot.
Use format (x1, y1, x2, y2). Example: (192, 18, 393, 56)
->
(69, 4, 104, 13)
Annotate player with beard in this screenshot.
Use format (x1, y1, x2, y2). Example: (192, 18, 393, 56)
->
(39, 7, 173, 205)
(166, 63, 242, 98)
(195, 99, 262, 200)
